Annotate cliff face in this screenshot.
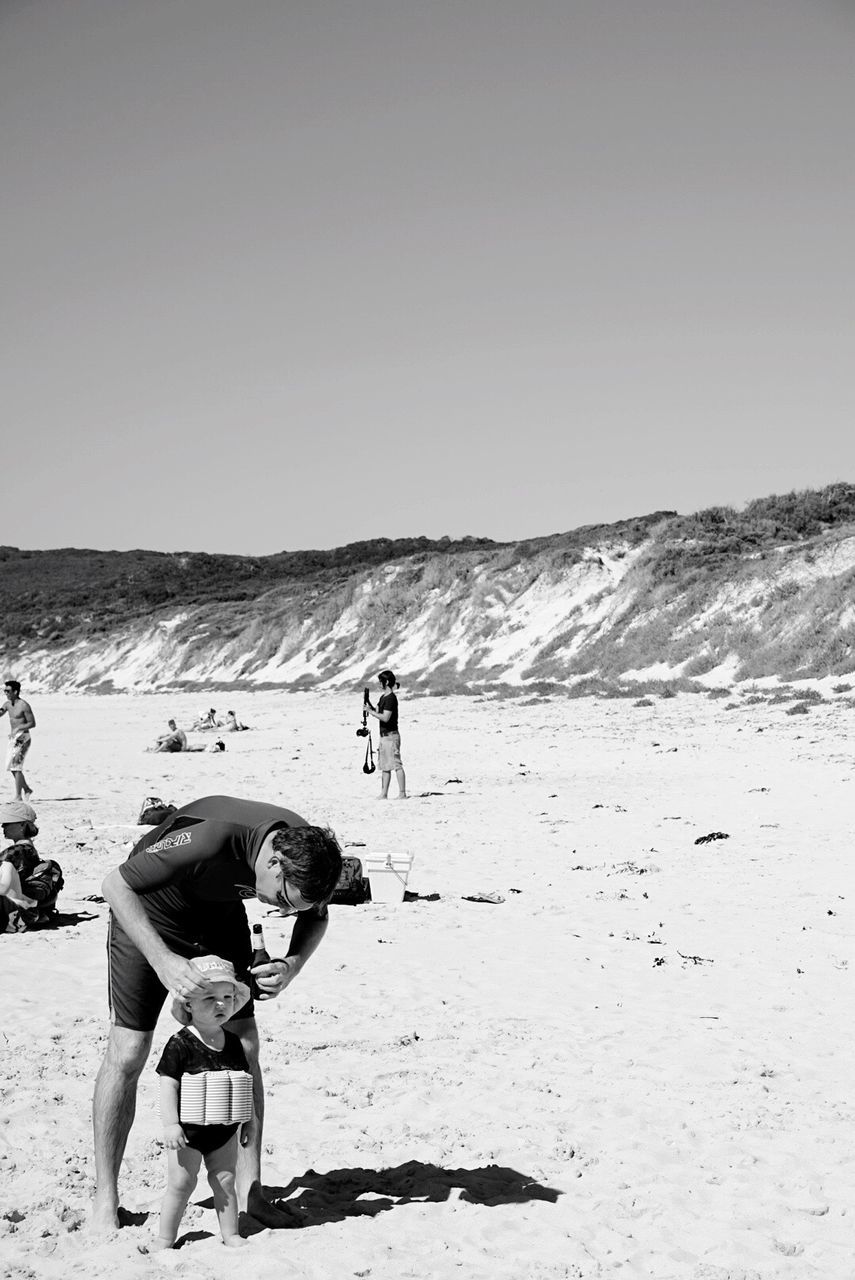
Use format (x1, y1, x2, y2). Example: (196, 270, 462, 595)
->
(5, 487, 855, 693)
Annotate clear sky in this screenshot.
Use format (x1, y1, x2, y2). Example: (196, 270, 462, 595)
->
(3, 0, 854, 554)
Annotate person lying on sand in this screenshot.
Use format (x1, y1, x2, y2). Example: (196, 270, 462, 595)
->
(191, 709, 221, 730)
(223, 711, 249, 732)
(91, 794, 342, 1235)
(150, 720, 188, 753)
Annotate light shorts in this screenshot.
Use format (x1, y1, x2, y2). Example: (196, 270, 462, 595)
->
(6, 733, 31, 772)
(378, 731, 403, 772)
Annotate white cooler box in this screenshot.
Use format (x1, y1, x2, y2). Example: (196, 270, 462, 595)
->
(363, 853, 414, 903)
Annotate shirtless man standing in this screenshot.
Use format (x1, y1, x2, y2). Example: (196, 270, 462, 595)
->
(0, 679, 36, 800)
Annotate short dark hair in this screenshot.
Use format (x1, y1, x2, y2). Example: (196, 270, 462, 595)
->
(4, 679, 20, 695)
(270, 825, 343, 904)
(377, 669, 398, 689)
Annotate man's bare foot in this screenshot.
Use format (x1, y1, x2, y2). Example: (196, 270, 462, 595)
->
(223, 1234, 247, 1247)
(89, 1198, 121, 1234)
(395, 793, 408, 800)
(149, 1237, 174, 1251)
(242, 1182, 301, 1229)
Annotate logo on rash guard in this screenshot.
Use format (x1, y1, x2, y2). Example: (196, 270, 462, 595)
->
(147, 831, 192, 854)
(237, 885, 257, 899)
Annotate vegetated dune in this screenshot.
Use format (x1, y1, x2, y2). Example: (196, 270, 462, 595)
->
(4, 484, 855, 693)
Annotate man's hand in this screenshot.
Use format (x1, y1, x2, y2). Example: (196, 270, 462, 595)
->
(163, 1123, 187, 1150)
(156, 955, 213, 1001)
(251, 957, 301, 1000)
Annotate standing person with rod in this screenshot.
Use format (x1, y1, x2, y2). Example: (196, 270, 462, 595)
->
(365, 669, 407, 799)
(90, 794, 342, 1234)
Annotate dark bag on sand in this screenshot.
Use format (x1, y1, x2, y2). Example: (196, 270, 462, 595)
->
(138, 796, 178, 826)
(1, 846, 64, 932)
(329, 855, 371, 906)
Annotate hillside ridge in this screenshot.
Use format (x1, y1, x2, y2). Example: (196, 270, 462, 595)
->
(4, 485, 855, 693)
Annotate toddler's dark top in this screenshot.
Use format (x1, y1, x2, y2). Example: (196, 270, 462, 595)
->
(156, 1026, 250, 1080)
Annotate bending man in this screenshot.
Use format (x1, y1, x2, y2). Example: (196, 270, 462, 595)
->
(91, 794, 342, 1233)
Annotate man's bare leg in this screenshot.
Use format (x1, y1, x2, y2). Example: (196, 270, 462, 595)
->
(379, 770, 391, 799)
(91, 1025, 153, 1232)
(230, 1016, 299, 1228)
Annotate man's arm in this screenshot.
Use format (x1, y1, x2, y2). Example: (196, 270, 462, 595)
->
(101, 867, 211, 997)
(252, 907, 329, 999)
(21, 703, 35, 731)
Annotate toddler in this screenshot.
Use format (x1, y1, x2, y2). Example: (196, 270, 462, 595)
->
(153, 954, 253, 1250)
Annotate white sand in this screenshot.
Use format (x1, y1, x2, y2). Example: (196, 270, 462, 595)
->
(1, 690, 853, 1279)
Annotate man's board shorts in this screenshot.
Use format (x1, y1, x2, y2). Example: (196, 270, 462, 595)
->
(107, 905, 254, 1031)
(378, 730, 403, 772)
(6, 733, 31, 772)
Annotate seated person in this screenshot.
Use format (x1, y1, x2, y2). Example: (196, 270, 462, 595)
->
(191, 708, 220, 730)
(151, 720, 188, 753)
(223, 710, 249, 732)
(0, 800, 63, 932)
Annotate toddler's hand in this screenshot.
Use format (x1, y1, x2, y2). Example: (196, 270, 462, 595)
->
(163, 1123, 187, 1150)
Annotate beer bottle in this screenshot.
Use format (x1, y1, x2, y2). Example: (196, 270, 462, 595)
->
(250, 922, 272, 999)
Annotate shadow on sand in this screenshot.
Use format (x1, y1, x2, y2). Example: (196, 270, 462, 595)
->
(237, 1160, 562, 1233)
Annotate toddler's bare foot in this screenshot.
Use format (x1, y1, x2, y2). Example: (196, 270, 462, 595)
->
(151, 1237, 175, 1251)
(223, 1234, 247, 1247)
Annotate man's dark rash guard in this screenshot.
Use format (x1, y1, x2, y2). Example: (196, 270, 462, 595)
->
(117, 795, 308, 948)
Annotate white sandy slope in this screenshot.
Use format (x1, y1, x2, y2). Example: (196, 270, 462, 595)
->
(1, 690, 853, 1280)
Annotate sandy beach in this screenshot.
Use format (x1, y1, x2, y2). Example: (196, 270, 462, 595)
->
(2, 688, 853, 1280)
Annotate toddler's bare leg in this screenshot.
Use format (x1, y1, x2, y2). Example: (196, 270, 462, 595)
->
(205, 1134, 245, 1247)
(153, 1145, 202, 1249)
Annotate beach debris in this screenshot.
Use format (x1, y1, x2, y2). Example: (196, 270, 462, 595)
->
(417, 790, 446, 797)
(344, 840, 366, 847)
(652, 956, 666, 967)
(445, 777, 463, 784)
(749, 787, 770, 792)
(462, 892, 505, 904)
(677, 951, 714, 965)
(694, 831, 730, 845)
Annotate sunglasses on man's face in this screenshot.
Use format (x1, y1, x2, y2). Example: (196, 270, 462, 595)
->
(276, 881, 300, 914)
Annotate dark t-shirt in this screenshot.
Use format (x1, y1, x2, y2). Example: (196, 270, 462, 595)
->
(156, 1026, 250, 1079)
(117, 795, 308, 946)
(378, 692, 398, 735)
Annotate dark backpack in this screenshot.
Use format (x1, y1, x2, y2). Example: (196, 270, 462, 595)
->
(329, 855, 371, 905)
(1, 844, 64, 930)
(24, 859, 65, 920)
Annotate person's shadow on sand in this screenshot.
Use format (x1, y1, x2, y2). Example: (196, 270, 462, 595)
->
(229, 1160, 562, 1233)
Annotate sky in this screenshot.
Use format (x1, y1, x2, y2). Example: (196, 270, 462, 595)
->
(2, 0, 854, 555)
